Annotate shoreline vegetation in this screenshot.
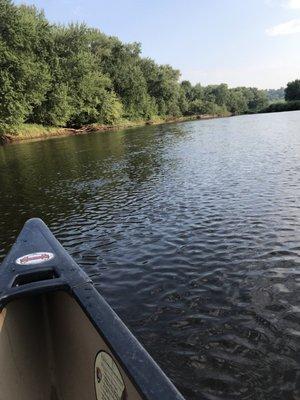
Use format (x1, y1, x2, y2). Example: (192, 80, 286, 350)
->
(0, 1, 299, 146)
(261, 100, 300, 114)
(2, 104, 300, 146)
(0, 113, 230, 145)
(0, 1, 267, 146)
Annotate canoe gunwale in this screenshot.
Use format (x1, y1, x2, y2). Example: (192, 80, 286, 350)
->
(0, 218, 185, 400)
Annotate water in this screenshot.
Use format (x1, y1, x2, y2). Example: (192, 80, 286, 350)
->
(0, 111, 300, 399)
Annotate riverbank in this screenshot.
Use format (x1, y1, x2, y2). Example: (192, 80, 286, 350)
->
(261, 100, 300, 114)
(0, 113, 230, 145)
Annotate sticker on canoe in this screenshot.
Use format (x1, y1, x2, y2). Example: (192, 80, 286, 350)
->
(95, 351, 126, 400)
(15, 252, 54, 265)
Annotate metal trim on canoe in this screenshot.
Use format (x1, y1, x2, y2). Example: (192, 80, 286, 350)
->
(0, 218, 185, 400)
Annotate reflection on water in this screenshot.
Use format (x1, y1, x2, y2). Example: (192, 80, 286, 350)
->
(0, 111, 300, 399)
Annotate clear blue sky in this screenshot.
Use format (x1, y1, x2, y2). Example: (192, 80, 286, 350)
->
(15, 0, 300, 89)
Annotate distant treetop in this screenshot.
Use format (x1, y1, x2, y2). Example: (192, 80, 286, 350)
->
(285, 80, 300, 102)
(265, 88, 285, 102)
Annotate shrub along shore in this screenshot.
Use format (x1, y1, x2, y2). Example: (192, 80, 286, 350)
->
(261, 100, 300, 114)
(0, 114, 231, 145)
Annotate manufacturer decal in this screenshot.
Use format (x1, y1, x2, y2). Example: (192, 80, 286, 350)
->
(16, 252, 55, 265)
(95, 351, 126, 400)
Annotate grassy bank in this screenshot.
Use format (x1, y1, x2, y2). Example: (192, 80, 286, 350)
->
(0, 113, 231, 145)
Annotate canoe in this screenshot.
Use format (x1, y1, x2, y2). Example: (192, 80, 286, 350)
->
(0, 218, 185, 400)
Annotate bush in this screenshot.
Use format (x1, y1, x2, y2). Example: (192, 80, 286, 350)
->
(262, 100, 300, 113)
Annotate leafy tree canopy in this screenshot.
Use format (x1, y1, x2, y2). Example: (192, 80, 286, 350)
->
(2, 0, 297, 136)
(285, 80, 300, 102)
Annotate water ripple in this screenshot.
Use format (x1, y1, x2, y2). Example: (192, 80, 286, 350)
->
(0, 112, 300, 399)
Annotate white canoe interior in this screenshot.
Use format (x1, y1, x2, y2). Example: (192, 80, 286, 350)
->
(0, 291, 142, 400)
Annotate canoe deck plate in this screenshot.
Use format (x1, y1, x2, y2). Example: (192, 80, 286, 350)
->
(95, 351, 125, 400)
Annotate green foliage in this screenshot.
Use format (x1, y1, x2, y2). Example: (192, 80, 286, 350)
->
(285, 80, 300, 101)
(180, 80, 194, 101)
(188, 99, 226, 116)
(0, 1, 52, 132)
(30, 84, 72, 126)
(31, 24, 123, 127)
(265, 87, 285, 102)
(191, 84, 204, 102)
(261, 80, 300, 113)
(204, 84, 229, 107)
(3, 0, 296, 139)
(181, 84, 268, 116)
(226, 90, 248, 114)
(140, 60, 182, 116)
(247, 88, 269, 113)
(97, 40, 156, 119)
(262, 100, 300, 113)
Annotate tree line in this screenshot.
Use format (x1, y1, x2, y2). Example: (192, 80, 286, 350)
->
(0, 0, 298, 136)
(263, 80, 300, 113)
(265, 88, 285, 102)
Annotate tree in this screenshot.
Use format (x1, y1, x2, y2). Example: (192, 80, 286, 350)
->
(285, 80, 300, 101)
(0, 0, 274, 137)
(212, 84, 230, 106)
(265, 87, 285, 102)
(0, 1, 52, 132)
(30, 24, 123, 127)
(140, 60, 182, 116)
(226, 89, 248, 114)
(180, 80, 193, 101)
(96, 39, 156, 119)
(247, 88, 268, 113)
(191, 84, 204, 101)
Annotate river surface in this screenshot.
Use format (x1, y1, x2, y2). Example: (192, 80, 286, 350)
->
(0, 111, 300, 399)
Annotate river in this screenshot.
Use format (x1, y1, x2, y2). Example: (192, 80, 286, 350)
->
(0, 111, 299, 399)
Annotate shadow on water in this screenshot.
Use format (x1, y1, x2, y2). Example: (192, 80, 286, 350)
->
(0, 112, 300, 399)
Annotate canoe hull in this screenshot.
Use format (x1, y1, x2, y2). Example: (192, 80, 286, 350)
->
(0, 218, 185, 400)
(0, 291, 141, 400)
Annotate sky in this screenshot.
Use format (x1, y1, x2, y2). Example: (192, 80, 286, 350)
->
(14, 0, 300, 89)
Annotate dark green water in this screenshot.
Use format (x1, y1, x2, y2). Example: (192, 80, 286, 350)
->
(0, 111, 300, 399)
